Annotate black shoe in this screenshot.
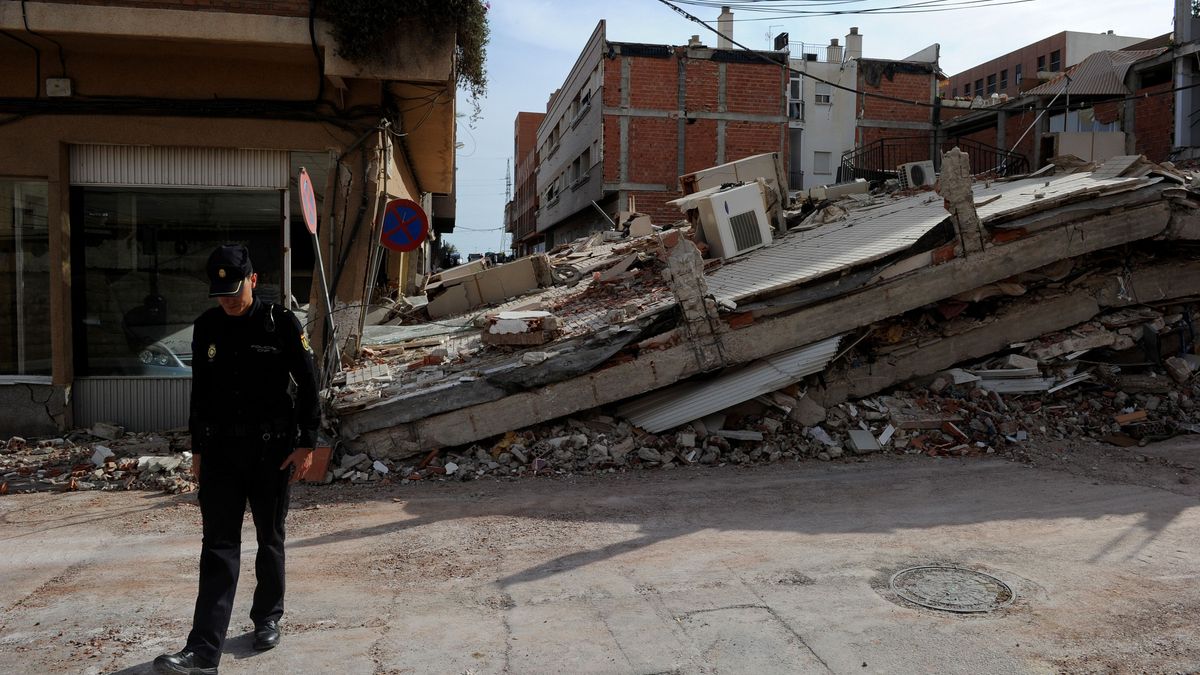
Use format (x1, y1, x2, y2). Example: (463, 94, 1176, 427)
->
(153, 649, 218, 675)
(253, 620, 281, 651)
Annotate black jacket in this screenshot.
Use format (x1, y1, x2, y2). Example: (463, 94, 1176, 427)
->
(188, 298, 320, 453)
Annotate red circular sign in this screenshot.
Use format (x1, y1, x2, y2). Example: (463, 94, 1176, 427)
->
(299, 168, 319, 235)
(380, 198, 429, 253)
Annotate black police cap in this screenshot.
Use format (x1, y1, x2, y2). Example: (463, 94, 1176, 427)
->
(206, 244, 254, 297)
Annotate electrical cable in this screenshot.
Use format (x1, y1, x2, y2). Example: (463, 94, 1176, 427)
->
(308, 0, 326, 105)
(0, 30, 40, 97)
(20, 0, 65, 76)
(656, 0, 942, 110)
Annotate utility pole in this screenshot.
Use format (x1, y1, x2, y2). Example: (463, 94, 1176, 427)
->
(502, 159, 512, 255)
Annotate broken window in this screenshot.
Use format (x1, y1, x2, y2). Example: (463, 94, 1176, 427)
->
(788, 75, 804, 119)
(813, 151, 832, 175)
(0, 180, 51, 377)
(1049, 50, 1061, 72)
(814, 82, 832, 105)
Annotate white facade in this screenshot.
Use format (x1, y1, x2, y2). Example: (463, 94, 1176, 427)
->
(787, 30, 860, 190)
(1064, 31, 1148, 69)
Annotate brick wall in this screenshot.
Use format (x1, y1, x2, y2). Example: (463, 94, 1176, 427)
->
(860, 69, 933, 123)
(1135, 82, 1173, 162)
(35, 0, 309, 15)
(604, 48, 786, 223)
(685, 60, 719, 112)
(628, 116, 679, 186)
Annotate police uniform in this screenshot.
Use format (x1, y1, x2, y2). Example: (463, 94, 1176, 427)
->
(161, 245, 319, 673)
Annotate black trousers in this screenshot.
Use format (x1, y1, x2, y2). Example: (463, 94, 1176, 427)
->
(186, 439, 291, 664)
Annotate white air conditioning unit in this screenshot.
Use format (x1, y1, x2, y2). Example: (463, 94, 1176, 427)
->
(696, 182, 773, 259)
(897, 160, 936, 189)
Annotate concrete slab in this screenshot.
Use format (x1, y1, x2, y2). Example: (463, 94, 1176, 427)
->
(2, 450, 1199, 673)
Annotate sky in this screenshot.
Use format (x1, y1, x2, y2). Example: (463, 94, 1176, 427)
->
(445, 0, 1177, 256)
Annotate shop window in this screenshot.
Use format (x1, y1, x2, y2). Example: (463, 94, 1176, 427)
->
(0, 180, 51, 377)
(72, 189, 282, 376)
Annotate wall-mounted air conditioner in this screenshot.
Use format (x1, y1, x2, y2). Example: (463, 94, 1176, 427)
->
(696, 182, 773, 259)
(897, 160, 936, 189)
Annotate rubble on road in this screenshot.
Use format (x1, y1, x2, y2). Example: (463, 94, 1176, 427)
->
(1, 428, 195, 494)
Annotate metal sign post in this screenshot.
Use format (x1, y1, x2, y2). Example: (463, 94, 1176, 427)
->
(299, 167, 339, 384)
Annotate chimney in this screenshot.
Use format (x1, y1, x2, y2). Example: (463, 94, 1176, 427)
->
(845, 27, 862, 61)
(688, 34, 703, 48)
(827, 37, 843, 63)
(717, 6, 733, 49)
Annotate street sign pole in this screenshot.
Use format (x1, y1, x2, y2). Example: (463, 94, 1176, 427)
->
(299, 167, 339, 384)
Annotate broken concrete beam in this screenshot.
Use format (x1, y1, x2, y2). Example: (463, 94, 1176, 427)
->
(713, 429, 764, 442)
(1028, 329, 1126, 361)
(939, 147, 985, 254)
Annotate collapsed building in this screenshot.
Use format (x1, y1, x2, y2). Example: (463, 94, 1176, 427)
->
(322, 149, 1200, 477)
(8, 148, 1200, 491)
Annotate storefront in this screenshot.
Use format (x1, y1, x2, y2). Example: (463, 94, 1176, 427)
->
(61, 144, 327, 430)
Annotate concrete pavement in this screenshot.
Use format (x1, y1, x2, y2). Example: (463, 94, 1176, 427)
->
(1, 452, 1198, 674)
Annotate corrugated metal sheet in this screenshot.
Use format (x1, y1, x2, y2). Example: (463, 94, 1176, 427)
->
(70, 145, 289, 188)
(706, 193, 949, 304)
(706, 170, 1150, 304)
(73, 377, 191, 432)
(1024, 49, 1167, 97)
(617, 335, 842, 433)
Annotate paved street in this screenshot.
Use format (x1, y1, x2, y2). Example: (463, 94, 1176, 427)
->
(2, 447, 1199, 674)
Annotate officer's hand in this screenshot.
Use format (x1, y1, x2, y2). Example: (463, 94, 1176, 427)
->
(281, 448, 314, 484)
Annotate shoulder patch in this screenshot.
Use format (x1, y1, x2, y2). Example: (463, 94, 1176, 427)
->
(300, 333, 312, 353)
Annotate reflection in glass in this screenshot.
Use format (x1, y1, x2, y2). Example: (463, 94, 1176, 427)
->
(0, 181, 51, 376)
(76, 189, 281, 376)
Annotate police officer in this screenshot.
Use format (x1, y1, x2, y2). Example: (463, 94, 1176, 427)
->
(155, 244, 320, 675)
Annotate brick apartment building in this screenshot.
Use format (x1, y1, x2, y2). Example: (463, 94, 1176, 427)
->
(849, 45, 943, 174)
(506, 112, 545, 255)
(508, 20, 788, 251)
(0, 0, 460, 434)
(944, 31, 1145, 101)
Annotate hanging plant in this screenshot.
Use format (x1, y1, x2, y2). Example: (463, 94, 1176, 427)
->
(322, 0, 489, 102)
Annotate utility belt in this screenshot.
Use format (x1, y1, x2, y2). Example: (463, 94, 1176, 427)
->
(206, 420, 295, 443)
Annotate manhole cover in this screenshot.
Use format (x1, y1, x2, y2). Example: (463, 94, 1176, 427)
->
(889, 566, 1014, 613)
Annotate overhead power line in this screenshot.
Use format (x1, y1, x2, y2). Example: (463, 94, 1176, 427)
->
(673, 0, 1036, 19)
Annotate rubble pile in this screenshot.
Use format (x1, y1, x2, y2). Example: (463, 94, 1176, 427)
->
(315, 362, 1198, 486)
(321, 302, 1200, 484)
(0, 424, 195, 495)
